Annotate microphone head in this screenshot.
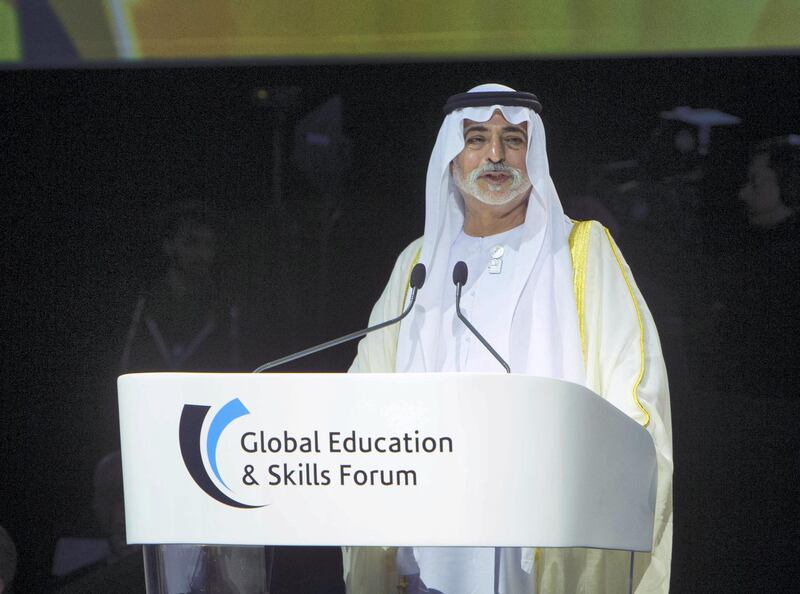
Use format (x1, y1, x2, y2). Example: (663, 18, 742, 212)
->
(410, 263, 427, 290)
(452, 261, 468, 286)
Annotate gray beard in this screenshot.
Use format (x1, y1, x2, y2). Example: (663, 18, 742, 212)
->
(453, 160, 532, 206)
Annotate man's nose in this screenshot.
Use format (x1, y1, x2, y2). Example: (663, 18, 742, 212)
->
(488, 137, 505, 163)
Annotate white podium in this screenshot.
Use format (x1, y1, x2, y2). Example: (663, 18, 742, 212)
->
(118, 372, 656, 593)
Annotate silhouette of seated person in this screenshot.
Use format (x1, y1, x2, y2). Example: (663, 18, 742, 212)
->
(51, 452, 145, 593)
(121, 202, 240, 373)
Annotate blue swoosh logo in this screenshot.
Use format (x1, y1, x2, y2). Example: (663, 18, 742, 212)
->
(207, 398, 250, 489)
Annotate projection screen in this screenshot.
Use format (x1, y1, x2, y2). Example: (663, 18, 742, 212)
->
(2, 0, 798, 66)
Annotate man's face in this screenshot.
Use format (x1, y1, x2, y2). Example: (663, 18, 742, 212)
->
(164, 220, 217, 275)
(452, 111, 531, 207)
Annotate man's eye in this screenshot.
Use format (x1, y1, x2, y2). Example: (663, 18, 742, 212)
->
(505, 137, 525, 146)
(466, 136, 485, 145)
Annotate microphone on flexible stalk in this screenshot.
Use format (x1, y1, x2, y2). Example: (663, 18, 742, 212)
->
(253, 263, 427, 372)
(452, 261, 511, 373)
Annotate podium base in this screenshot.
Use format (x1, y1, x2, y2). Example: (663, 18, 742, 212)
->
(143, 544, 273, 594)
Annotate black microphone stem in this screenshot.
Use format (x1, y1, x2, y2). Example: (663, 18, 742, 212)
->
(455, 283, 511, 374)
(253, 287, 419, 373)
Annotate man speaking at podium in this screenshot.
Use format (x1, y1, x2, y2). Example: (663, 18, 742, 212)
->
(344, 85, 672, 593)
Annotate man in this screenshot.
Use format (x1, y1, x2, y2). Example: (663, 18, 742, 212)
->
(731, 138, 800, 398)
(739, 140, 798, 231)
(345, 84, 672, 593)
(120, 201, 241, 374)
(710, 138, 800, 589)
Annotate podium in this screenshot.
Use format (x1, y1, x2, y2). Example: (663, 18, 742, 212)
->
(118, 372, 657, 593)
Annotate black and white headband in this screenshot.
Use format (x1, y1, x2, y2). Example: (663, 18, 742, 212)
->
(442, 91, 543, 115)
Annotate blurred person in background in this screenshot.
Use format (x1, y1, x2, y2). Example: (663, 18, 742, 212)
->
(120, 201, 241, 374)
(739, 137, 799, 231)
(707, 136, 800, 590)
(723, 136, 800, 398)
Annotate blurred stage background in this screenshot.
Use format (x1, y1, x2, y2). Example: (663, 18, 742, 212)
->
(2, 1, 800, 592)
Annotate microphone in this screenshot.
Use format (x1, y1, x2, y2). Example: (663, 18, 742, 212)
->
(253, 263, 427, 372)
(452, 261, 511, 373)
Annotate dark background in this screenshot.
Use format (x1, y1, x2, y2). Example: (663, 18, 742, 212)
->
(3, 54, 800, 592)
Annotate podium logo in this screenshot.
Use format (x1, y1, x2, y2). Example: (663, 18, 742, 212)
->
(179, 398, 266, 509)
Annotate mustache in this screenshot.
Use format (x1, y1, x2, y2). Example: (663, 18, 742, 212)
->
(467, 162, 524, 185)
